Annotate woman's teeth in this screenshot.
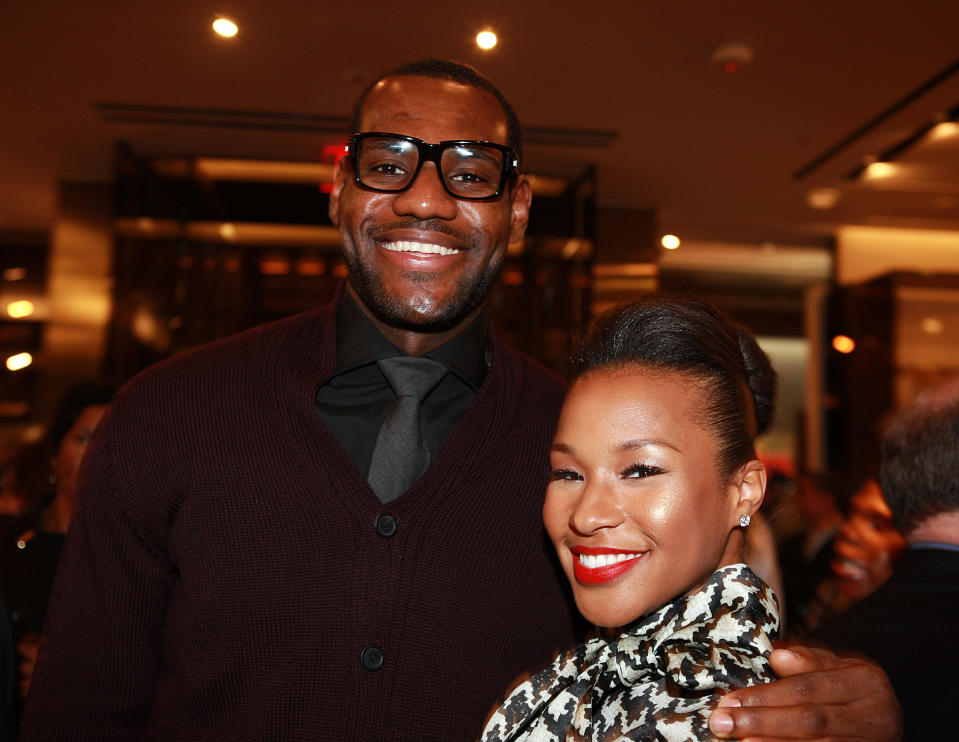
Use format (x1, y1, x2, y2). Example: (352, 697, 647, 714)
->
(577, 552, 642, 569)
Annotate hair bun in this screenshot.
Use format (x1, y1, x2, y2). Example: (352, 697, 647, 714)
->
(737, 329, 776, 436)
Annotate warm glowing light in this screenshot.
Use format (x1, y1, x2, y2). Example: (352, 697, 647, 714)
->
(6, 352, 32, 371)
(832, 335, 856, 354)
(213, 18, 238, 38)
(863, 162, 896, 179)
(921, 317, 944, 335)
(6, 300, 34, 318)
(476, 30, 497, 49)
(806, 187, 841, 210)
(3, 267, 26, 281)
(219, 223, 237, 240)
(929, 122, 959, 140)
(660, 234, 680, 250)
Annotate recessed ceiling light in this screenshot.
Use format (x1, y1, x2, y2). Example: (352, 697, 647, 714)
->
(863, 162, 896, 179)
(660, 234, 680, 250)
(6, 352, 32, 372)
(929, 122, 959, 140)
(476, 30, 497, 50)
(213, 18, 239, 38)
(6, 300, 34, 319)
(806, 187, 841, 210)
(832, 335, 855, 354)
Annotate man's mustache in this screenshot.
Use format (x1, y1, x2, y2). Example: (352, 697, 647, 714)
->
(368, 219, 476, 249)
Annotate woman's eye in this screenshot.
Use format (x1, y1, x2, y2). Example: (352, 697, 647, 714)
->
(547, 468, 583, 482)
(621, 463, 662, 479)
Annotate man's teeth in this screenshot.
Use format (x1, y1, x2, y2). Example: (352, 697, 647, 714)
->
(382, 241, 461, 256)
(577, 552, 642, 569)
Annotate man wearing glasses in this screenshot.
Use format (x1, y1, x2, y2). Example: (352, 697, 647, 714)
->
(23, 59, 900, 741)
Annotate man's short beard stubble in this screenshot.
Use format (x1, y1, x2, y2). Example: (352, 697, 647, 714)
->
(342, 219, 505, 333)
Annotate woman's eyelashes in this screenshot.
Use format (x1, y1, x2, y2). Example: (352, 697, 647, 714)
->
(547, 468, 583, 482)
(621, 462, 663, 479)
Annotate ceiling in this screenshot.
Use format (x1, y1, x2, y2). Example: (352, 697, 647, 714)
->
(2, 0, 959, 246)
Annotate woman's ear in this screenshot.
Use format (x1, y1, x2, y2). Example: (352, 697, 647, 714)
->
(729, 459, 766, 522)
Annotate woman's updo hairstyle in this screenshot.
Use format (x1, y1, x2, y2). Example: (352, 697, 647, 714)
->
(573, 294, 776, 482)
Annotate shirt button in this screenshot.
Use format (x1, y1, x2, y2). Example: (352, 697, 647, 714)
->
(375, 513, 398, 538)
(360, 645, 384, 671)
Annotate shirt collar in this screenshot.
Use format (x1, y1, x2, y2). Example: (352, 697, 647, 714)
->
(909, 541, 959, 553)
(334, 290, 490, 391)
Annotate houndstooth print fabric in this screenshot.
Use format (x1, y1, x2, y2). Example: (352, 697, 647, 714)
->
(480, 563, 779, 742)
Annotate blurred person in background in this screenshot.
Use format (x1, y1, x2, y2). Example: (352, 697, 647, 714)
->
(831, 477, 906, 603)
(789, 475, 906, 637)
(813, 378, 959, 740)
(777, 472, 844, 629)
(0, 442, 52, 544)
(0, 382, 112, 730)
(0, 595, 11, 742)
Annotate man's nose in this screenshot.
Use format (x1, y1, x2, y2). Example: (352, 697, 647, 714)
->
(391, 162, 458, 221)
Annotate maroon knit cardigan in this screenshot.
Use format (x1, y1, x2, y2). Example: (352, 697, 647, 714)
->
(21, 303, 580, 741)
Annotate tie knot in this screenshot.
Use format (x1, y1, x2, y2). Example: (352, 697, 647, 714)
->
(377, 356, 448, 401)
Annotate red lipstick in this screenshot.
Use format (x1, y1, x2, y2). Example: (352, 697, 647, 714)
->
(570, 546, 645, 585)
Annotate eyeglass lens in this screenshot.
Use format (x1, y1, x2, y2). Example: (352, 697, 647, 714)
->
(355, 136, 506, 199)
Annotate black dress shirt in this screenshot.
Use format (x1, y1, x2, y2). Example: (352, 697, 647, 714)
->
(315, 292, 490, 479)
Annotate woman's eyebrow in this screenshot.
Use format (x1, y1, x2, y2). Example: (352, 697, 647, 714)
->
(616, 438, 680, 454)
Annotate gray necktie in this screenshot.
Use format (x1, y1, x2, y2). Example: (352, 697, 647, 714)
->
(367, 356, 448, 503)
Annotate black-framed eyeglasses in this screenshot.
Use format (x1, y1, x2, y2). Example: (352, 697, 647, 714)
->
(347, 132, 519, 201)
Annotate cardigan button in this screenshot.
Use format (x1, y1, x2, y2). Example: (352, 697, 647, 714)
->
(360, 645, 384, 671)
(375, 513, 398, 538)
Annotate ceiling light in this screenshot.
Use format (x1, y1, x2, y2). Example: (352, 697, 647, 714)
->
(806, 187, 841, 210)
(6, 300, 34, 319)
(863, 162, 896, 179)
(660, 234, 680, 250)
(929, 122, 959, 140)
(6, 352, 32, 372)
(476, 30, 497, 50)
(213, 18, 239, 38)
(831, 335, 855, 354)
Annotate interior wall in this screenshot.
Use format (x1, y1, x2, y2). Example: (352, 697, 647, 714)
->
(837, 225, 959, 285)
(42, 181, 112, 412)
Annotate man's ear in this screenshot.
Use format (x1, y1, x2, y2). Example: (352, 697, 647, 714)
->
(729, 459, 767, 523)
(508, 175, 532, 245)
(328, 157, 350, 226)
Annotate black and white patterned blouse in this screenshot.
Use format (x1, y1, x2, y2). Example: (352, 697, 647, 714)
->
(480, 563, 779, 742)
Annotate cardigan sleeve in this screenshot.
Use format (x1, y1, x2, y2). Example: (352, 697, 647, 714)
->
(19, 394, 179, 740)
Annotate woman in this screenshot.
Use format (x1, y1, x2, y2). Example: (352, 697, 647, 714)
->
(0, 383, 112, 720)
(482, 296, 779, 741)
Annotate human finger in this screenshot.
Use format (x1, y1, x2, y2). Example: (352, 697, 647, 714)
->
(707, 647, 901, 740)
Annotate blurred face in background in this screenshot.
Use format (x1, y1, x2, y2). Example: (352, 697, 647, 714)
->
(831, 479, 906, 602)
(52, 405, 107, 506)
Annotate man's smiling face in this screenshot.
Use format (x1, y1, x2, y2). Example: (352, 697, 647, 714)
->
(329, 74, 531, 334)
